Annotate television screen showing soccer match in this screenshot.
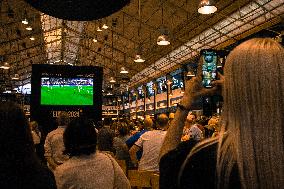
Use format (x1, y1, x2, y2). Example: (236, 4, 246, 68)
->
(40, 77, 94, 105)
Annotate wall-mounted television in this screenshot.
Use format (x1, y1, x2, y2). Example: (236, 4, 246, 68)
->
(170, 69, 184, 90)
(146, 81, 154, 97)
(130, 89, 136, 101)
(137, 85, 144, 99)
(41, 77, 94, 106)
(156, 76, 167, 94)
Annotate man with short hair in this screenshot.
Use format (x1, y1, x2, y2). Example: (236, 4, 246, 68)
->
(129, 114, 168, 172)
(97, 117, 116, 155)
(44, 111, 70, 170)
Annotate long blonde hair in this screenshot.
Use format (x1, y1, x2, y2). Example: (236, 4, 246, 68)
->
(218, 38, 284, 188)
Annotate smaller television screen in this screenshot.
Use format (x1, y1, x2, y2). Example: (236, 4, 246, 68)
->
(130, 89, 136, 102)
(156, 76, 167, 94)
(41, 77, 93, 105)
(170, 69, 184, 90)
(146, 81, 154, 97)
(137, 86, 144, 99)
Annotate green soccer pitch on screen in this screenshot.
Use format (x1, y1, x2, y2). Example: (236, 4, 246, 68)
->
(40, 77, 94, 106)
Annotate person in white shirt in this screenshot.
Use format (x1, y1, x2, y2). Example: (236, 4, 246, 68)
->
(129, 114, 168, 172)
(44, 111, 70, 170)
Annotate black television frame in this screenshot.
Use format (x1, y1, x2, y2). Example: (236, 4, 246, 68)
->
(31, 64, 103, 133)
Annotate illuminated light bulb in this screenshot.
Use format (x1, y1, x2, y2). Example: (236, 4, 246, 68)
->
(157, 34, 170, 46)
(198, 0, 217, 14)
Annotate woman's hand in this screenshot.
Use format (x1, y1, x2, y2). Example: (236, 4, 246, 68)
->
(180, 72, 224, 109)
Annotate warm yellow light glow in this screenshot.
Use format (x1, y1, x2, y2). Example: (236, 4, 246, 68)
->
(0, 62, 10, 69)
(198, 0, 217, 14)
(22, 19, 28, 25)
(157, 34, 170, 46)
(102, 24, 108, 29)
(120, 67, 129, 74)
(26, 26, 32, 31)
(134, 54, 145, 63)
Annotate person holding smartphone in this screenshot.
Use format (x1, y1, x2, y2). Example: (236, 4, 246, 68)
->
(159, 38, 284, 189)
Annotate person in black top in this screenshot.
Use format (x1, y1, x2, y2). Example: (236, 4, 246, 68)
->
(159, 139, 198, 189)
(0, 101, 57, 189)
(159, 38, 284, 189)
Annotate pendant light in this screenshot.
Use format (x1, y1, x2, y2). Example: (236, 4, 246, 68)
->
(134, 0, 145, 63)
(22, 10, 28, 24)
(97, 26, 102, 32)
(157, 1, 170, 46)
(26, 26, 32, 31)
(120, 67, 128, 74)
(157, 33, 170, 46)
(102, 24, 108, 29)
(109, 77, 116, 83)
(97, 21, 103, 31)
(0, 62, 10, 69)
(12, 74, 20, 80)
(198, 0, 217, 14)
(22, 18, 28, 25)
(134, 53, 145, 63)
(93, 35, 98, 42)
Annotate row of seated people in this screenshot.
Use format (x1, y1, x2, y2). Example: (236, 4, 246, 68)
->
(1, 38, 283, 189)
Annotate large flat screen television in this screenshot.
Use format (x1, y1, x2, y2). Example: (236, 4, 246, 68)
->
(40, 77, 93, 105)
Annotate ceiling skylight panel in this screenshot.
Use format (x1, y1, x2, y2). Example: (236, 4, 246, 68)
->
(214, 19, 233, 30)
(266, 0, 284, 8)
(256, 0, 269, 6)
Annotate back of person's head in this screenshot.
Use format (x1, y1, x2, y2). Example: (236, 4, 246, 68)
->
(208, 116, 219, 126)
(63, 117, 97, 156)
(219, 38, 284, 188)
(144, 116, 153, 130)
(189, 125, 203, 141)
(0, 101, 33, 154)
(97, 124, 115, 152)
(186, 112, 196, 123)
(169, 113, 175, 119)
(156, 114, 169, 129)
(117, 122, 129, 136)
(57, 111, 70, 126)
(103, 117, 112, 126)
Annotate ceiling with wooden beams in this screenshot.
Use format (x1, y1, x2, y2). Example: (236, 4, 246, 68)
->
(0, 0, 283, 94)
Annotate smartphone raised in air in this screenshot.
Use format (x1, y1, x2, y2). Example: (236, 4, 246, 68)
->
(201, 49, 218, 88)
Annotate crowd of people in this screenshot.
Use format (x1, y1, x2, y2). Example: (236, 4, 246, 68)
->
(0, 38, 283, 188)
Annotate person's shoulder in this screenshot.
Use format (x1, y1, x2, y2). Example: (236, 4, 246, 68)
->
(45, 129, 57, 139)
(140, 130, 157, 138)
(189, 137, 218, 161)
(161, 140, 198, 164)
(178, 138, 219, 189)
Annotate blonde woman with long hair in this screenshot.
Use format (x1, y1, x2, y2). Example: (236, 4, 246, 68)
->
(159, 38, 284, 189)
